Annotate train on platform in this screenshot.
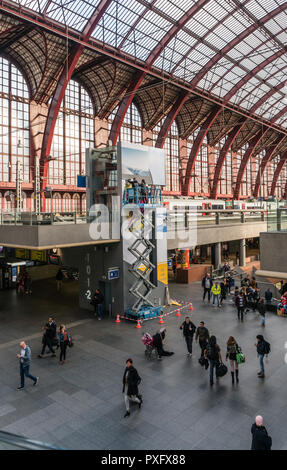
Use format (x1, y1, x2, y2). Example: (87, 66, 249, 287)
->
(163, 197, 267, 212)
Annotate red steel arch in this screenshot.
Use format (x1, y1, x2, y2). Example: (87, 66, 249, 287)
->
(108, 0, 211, 145)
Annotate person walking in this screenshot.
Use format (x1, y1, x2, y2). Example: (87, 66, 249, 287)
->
(172, 256, 177, 279)
(122, 358, 142, 418)
(152, 328, 174, 360)
(180, 316, 196, 357)
(220, 278, 227, 305)
(38, 317, 57, 358)
(226, 272, 232, 295)
(226, 336, 239, 384)
(251, 416, 272, 450)
(91, 289, 104, 320)
(59, 324, 70, 365)
(204, 335, 222, 386)
(195, 321, 210, 359)
(211, 281, 221, 307)
(235, 291, 246, 322)
(56, 268, 64, 292)
(17, 341, 38, 390)
(257, 298, 266, 327)
(264, 288, 272, 306)
(202, 273, 213, 303)
(255, 335, 270, 378)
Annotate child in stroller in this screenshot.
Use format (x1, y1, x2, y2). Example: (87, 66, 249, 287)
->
(142, 333, 157, 359)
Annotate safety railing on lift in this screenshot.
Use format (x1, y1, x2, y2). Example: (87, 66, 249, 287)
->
(0, 430, 62, 450)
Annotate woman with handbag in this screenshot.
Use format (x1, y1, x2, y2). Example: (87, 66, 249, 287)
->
(226, 336, 240, 384)
(59, 324, 70, 365)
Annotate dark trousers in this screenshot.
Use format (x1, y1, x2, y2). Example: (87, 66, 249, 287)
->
(237, 306, 245, 321)
(41, 339, 55, 355)
(20, 364, 37, 388)
(185, 336, 193, 354)
(203, 287, 211, 301)
(60, 341, 68, 361)
(199, 339, 207, 358)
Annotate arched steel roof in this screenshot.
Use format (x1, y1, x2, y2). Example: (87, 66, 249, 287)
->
(3, 0, 286, 125)
(1, 0, 287, 198)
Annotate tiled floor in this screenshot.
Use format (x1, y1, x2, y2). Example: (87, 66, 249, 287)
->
(0, 277, 286, 450)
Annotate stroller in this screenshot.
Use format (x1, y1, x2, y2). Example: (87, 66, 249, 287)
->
(142, 333, 158, 360)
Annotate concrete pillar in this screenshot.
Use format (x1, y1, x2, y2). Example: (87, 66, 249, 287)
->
(214, 242, 221, 269)
(239, 238, 246, 267)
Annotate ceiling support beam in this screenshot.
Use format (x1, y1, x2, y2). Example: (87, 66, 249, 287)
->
(253, 135, 286, 198)
(182, 105, 222, 196)
(233, 128, 268, 199)
(210, 119, 247, 199)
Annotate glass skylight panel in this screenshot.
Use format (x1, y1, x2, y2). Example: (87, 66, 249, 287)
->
(154, 0, 196, 22)
(16, 0, 48, 13)
(276, 30, 287, 44)
(41, 0, 99, 30)
(245, 0, 275, 19)
(265, 18, 286, 35)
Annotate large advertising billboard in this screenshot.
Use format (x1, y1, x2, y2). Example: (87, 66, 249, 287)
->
(120, 142, 166, 187)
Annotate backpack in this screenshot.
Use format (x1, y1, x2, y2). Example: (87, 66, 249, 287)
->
(206, 343, 218, 361)
(263, 341, 270, 355)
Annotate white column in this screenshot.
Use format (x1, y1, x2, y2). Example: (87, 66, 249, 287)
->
(239, 238, 246, 267)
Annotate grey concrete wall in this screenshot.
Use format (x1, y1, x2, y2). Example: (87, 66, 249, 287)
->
(167, 221, 267, 250)
(62, 243, 123, 315)
(260, 231, 287, 272)
(0, 224, 119, 249)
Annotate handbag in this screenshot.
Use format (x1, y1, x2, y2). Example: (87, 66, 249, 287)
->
(216, 362, 228, 377)
(236, 346, 245, 364)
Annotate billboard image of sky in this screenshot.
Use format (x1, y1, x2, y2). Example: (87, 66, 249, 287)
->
(121, 142, 166, 186)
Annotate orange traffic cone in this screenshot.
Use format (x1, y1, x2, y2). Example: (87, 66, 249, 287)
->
(115, 314, 121, 323)
(136, 319, 142, 329)
(176, 308, 181, 317)
(189, 302, 194, 311)
(158, 314, 164, 324)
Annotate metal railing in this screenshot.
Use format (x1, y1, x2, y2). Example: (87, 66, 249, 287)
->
(0, 430, 62, 450)
(166, 208, 266, 231)
(0, 208, 266, 230)
(0, 211, 104, 226)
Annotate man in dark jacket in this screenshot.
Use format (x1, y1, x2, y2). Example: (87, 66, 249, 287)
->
(122, 358, 142, 417)
(38, 317, 57, 358)
(235, 292, 247, 322)
(255, 335, 270, 378)
(257, 298, 266, 327)
(251, 416, 272, 450)
(195, 321, 210, 359)
(180, 316, 196, 357)
(92, 289, 104, 320)
(202, 273, 213, 303)
(265, 288, 272, 305)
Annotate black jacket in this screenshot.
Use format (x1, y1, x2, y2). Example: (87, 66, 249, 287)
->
(265, 290, 272, 302)
(257, 339, 266, 355)
(92, 291, 104, 305)
(44, 321, 57, 340)
(251, 424, 272, 450)
(180, 320, 196, 337)
(122, 366, 141, 396)
(257, 301, 266, 316)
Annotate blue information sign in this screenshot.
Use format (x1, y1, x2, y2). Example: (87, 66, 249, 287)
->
(77, 175, 86, 188)
(108, 268, 119, 280)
